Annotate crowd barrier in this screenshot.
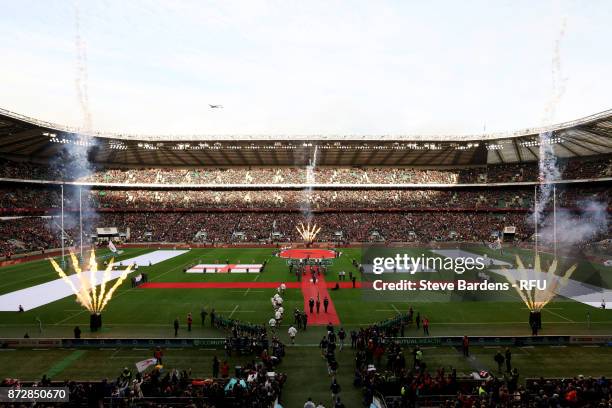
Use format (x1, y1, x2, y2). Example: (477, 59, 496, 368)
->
(390, 335, 612, 347)
(2, 335, 611, 349)
(0, 338, 225, 349)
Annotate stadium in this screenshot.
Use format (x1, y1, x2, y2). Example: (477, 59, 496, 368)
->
(1, 2, 612, 407)
(0, 105, 610, 407)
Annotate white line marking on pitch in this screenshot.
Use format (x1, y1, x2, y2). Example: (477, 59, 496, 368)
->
(542, 308, 574, 322)
(391, 304, 400, 314)
(243, 274, 261, 297)
(229, 305, 239, 318)
(230, 290, 264, 293)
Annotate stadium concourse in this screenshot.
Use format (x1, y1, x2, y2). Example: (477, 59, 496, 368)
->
(0, 109, 611, 407)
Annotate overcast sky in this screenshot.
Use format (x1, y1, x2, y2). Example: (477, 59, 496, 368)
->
(1, 0, 611, 136)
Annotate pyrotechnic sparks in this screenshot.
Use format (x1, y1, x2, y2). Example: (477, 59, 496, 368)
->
(504, 253, 576, 311)
(296, 222, 321, 244)
(49, 249, 132, 313)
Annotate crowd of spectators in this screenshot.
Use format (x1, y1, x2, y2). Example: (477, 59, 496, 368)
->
(374, 366, 612, 407)
(3, 208, 610, 258)
(88, 188, 536, 210)
(525, 376, 611, 407)
(0, 216, 61, 258)
(1, 185, 609, 211)
(1, 360, 287, 407)
(1, 156, 610, 185)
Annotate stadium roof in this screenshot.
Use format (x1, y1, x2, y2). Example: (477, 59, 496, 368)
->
(0, 107, 610, 166)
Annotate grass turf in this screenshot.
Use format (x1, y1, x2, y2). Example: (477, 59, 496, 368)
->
(0, 246, 611, 339)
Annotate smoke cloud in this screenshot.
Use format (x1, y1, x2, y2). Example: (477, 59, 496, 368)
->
(530, 18, 607, 251)
(538, 199, 609, 248)
(300, 145, 318, 223)
(74, 0, 93, 131)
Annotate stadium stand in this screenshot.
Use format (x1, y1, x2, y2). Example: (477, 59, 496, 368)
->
(0, 180, 609, 258)
(0, 156, 611, 185)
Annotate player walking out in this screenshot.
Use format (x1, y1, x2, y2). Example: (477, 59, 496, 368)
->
(288, 325, 297, 344)
(338, 328, 346, 350)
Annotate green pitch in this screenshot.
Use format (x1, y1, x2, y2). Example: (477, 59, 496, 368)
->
(0, 246, 611, 339)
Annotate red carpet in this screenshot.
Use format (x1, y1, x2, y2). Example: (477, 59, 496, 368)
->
(301, 266, 341, 325)
(141, 275, 359, 326)
(279, 248, 336, 259)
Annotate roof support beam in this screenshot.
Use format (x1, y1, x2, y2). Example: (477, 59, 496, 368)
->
(495, 149, 504, 163)
(557, 141, 581, 157)
(200, 150, 220, 166)
(563, 138, 600, 154)
(217, 149, 235, 166)
(512, 139, 523, 162)
(394, 148, 418, 165)
(0, 132, 42, 149)
(524, 146, 538, 160)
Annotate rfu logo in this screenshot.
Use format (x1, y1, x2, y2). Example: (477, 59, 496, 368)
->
(518, 280, 546, 290)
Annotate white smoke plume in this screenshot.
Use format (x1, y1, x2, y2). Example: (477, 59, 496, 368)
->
(538, 200, 609, 248)
(533, 131, 561, 223)
(542, 18, 567, 126)
(52, 0, 98, 254)
(531, 18, 567, 231)
(531, 17, 608, 250)
(74, 0, 93, 132)
(300, 145, 318, 222)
